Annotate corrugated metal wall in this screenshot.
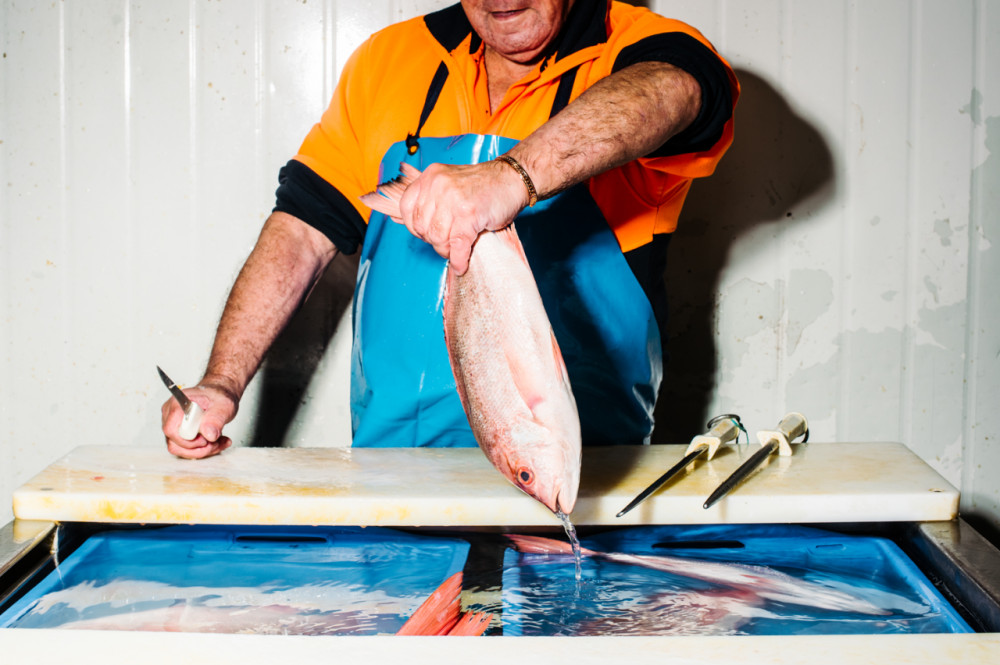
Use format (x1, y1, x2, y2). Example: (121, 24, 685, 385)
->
(2, 1, 997, 532)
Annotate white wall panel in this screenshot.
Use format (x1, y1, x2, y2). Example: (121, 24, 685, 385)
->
(2, 1, 998, 536)
(2, 0, 74, 521)
(60, 0, 134, 469)
(905, 1, 976, 483)
(841, 0, 910, 442)
(965, 0, 1000, 537)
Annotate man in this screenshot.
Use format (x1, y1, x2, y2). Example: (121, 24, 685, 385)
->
(162, 0, 738, 459)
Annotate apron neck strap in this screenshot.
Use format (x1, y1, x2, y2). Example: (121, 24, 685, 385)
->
(405, 57, 581, 156)
(406, 62, 450, 155)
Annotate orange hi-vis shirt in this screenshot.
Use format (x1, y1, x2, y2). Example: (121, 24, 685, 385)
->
(290, 0, 738, 255)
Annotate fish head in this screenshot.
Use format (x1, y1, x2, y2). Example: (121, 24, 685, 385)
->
(488, 417, 580, 515)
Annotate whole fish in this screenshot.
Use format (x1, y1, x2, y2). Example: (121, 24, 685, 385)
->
(507, 534, 911, 616)
(361, 164, 581, 515)
(32, 574, 491, 636)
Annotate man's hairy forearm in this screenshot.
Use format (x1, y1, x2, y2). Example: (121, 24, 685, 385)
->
(201, 211, 338, 401)
(509, 61, 702, 199)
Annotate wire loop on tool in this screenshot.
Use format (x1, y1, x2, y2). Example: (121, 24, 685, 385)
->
(616, 413, 745, 518)
(703, 412, 810, 509)
(707, 413, 748, 444)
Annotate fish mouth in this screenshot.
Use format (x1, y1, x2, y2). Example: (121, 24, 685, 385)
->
(537, 489, 561, 516)
(553, 489, 576, 516)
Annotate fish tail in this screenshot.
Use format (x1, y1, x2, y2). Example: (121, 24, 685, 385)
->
(506, 534, 594, 556)
(359, 162, 422, 219)
(396, 571, 463, 636)
(447, 611, 493, 636)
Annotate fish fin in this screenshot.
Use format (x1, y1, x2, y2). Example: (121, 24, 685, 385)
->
(446, 611, 493, 636)
(396, 571, 463, 636)
(506, 534, 594, 557)
(550, 329, 572, 389)
(359, 162, 422, 220)
(400, 162, 422, 180)
(443, 269, 472, 414)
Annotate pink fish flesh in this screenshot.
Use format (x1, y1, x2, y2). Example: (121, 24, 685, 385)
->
(361, 164, 581, 514)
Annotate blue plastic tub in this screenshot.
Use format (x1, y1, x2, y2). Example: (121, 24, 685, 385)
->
(1, 523, 973, 636)
(501, 524, 973, 636)
(0, 525, 469, 635)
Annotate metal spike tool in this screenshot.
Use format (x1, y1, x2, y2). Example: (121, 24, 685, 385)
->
(703, 412, 809, 510)
(617, 414, 745, 517)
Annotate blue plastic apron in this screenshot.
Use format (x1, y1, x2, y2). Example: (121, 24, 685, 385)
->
(351, 132, 662, 448)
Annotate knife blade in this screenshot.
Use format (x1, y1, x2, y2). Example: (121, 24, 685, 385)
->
(616, 446, 709, 518)
(702, 440, 778, 509)
(157, 366, 204, 441)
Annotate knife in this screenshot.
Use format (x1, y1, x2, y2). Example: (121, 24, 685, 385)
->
(703, 412, 808, 510)
(616, 414, 745, 518)
(157, 366, 205, 441)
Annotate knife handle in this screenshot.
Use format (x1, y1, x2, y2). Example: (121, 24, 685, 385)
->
(178, 402, 205, 441)
(777, 412, 808, 442)
(755, 412, 808, 457)
(685, 415, 742, 460)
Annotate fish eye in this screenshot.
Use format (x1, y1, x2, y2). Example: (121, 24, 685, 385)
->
(517, 467, 534, 486)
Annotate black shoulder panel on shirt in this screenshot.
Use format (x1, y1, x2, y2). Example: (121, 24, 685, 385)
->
(548, 0, 608, 64)
(273, 160, 367, 256)
(424, 3, 474, 53)
(613, 32, 734, 157)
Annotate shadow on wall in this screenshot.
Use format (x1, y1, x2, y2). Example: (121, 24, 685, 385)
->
(651, 68, 836, 444)
(246, 251, 360, 448)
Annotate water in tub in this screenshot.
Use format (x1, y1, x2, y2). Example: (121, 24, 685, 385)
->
(0, 524, 973, 636)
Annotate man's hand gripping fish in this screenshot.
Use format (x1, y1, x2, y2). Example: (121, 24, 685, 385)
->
(362, 163, 582, 515)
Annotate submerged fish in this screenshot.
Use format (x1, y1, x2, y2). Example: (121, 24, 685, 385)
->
(578, 588, 766, 636)
(31, 573, 491, 636)
(507, 535, 906, 616)
(362, 164, 582, 515)
(50, 601, 371, 635)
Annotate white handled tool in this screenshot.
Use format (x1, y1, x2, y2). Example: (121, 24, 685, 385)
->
(617, 414, 745, 518)
(686, 414, 745, 460)
(703, 412, 809, 509)
(756, 411, 809, 456)
(157, 366, 204, 441)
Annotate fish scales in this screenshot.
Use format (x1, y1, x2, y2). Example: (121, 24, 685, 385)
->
(445, 228, 578, 497)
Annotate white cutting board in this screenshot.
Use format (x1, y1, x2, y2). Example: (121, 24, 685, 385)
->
(11, 443, 957, 526)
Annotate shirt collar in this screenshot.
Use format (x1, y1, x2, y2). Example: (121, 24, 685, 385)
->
(424, 0, 610, 64)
